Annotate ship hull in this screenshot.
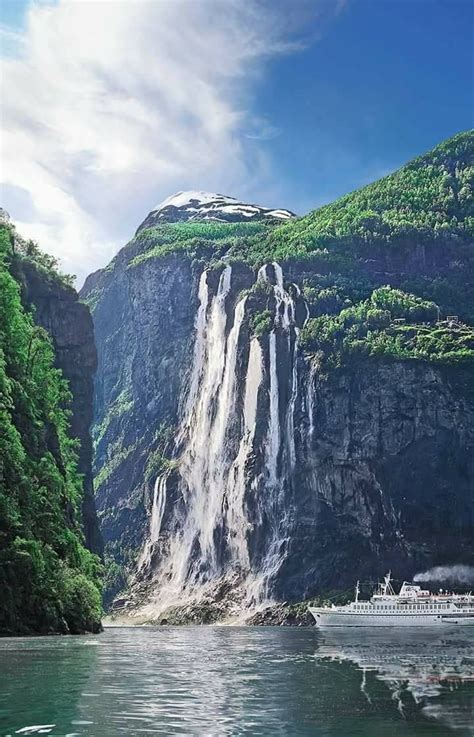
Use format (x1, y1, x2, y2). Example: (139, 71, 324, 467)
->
(308, 608, 474, 628)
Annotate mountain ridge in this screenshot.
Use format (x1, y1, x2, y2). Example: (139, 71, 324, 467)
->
(137, 190, 295, 232)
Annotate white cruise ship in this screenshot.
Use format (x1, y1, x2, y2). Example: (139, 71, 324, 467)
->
(309, 573, 474, 627)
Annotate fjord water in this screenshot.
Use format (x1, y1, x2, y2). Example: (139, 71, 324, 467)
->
(1, 628, 473, 736)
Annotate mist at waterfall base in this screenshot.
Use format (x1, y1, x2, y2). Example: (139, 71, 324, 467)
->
(136, 262, 308, 620)
(414, 565, 474, 586)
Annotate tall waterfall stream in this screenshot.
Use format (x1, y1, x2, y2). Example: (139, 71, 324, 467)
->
(137, 263, 311, 620)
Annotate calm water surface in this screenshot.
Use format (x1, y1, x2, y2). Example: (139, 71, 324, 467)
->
(0, 626, 473, 736)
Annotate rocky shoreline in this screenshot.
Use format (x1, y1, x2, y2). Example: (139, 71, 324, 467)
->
(106, 594, 321, 627)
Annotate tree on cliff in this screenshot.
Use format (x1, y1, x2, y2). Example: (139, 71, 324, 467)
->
(0, 223, 102, 634)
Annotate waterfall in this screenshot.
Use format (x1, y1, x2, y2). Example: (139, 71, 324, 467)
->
(267, 331, 280, 485)
(306, 362, 316, 440)
(226, 337, 263, 565)
(138, 473, 168, 570)
(150, 474, 167, 545)
(139, 261, 307, 616)
(286, 329, 299, 469)
(182, 270, 210, 421)
(259, 262, 299, 476)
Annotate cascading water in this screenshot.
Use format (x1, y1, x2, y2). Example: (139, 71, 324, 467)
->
(138, 473, 168, 570)
(306, 361, 316, 441)
(138, 262, 307, 618)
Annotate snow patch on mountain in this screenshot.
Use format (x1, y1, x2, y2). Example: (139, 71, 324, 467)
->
(137, 191, 295, 231)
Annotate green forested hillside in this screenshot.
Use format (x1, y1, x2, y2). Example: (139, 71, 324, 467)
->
(125, 130, 473, 269)
(265, 129, 473, 258)
(0, 224, 102, 635)
(116, 130, 474, 368)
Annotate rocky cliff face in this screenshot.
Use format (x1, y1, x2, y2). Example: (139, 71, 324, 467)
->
(283, 360, 474, 601)
(15, 260, 102, 553)
(82, 247, 199, 598)
(82, 219, 473, 618)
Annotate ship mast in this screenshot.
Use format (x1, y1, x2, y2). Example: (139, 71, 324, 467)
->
(382, 571, 395, 596)
(355, 580, 360, 603)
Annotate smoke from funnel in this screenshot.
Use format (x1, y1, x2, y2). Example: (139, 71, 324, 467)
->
(414, 565, 474, 585)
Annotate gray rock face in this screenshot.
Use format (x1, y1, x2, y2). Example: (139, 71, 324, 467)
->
(82, 251, 199, 599)
(15, 260, 101, 553)
(82, 242, 474, 614)
(283, 360, 474, 600)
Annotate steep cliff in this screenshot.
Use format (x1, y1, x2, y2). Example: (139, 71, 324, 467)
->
(82, 131, 474, 619)
(0, 219, 102, 634)
(13, 259, 101, 554)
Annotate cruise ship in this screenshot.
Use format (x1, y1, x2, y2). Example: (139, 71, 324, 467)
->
(309, 573, 474, 627)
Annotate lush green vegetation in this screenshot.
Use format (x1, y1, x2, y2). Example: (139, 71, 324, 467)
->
(127, 131, 472, 271)
(129, 220, 270, 268)
(0, 224, 102, 634)
(1, 211, 75, 288)
(250, 309, 273, 338)
(264, 130, 473, 261)
(301, 286, 474, 368)
(123, 131, 473, 367)
(94, 439, 138, 490)
(124, 131, 473, 320)
(92, 389, 134, 450)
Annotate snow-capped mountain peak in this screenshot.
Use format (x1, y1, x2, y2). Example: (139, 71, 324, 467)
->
(137, 190, 295, 231)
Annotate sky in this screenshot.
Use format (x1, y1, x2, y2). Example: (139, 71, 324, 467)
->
(0, 0, 473, 285)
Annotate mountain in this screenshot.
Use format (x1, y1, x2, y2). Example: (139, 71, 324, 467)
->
(0, 216, 102, 635)
(81, 131, 474, 622)
(137, 191, 295, 231)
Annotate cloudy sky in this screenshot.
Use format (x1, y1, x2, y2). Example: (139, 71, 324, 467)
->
(1, 0, 472, 285)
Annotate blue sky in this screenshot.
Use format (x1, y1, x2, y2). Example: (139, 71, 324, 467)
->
(255, 0, 473, 212)
(0, 0, 472, 282)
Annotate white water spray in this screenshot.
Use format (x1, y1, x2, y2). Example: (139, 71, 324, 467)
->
(139, 261, 307, 616)
(138, 473, 168, 570)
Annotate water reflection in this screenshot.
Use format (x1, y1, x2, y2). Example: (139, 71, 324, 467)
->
(0, 627, 472, 736)
(314, 628, 474, 734)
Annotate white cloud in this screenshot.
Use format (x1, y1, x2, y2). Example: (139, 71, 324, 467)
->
(0, 0, 327, 284)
